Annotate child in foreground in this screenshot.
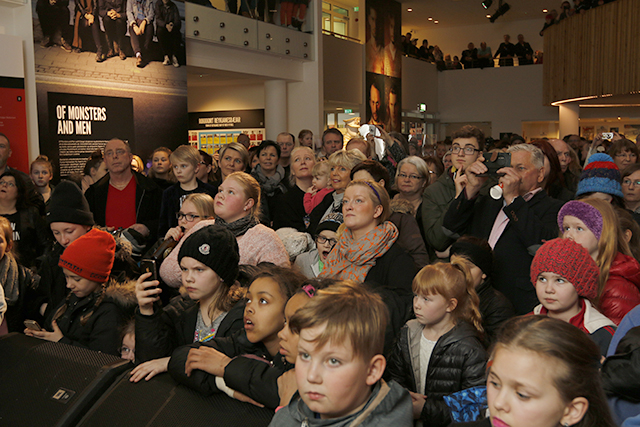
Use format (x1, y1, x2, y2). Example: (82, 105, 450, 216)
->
(270, 281, 413, 426)
(452, 315, 616, 427)
(303, 162, 333, 214)
(529, 237, 616, 356)
(387, 259, 487, 427)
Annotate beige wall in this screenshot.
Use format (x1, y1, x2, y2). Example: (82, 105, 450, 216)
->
(401, 56, 438, 113)
(322, 34, 362, 105)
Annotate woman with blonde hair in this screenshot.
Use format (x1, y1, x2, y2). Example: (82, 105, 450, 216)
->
(272, 146, 316, 231)
(216, 142, 249, 185)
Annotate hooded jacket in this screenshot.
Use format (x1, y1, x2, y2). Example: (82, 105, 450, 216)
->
(600, 252, 640, 325)
(44, 279, 137, 356)
(268, 380, 413, 427)
(387, 320, 488, 427)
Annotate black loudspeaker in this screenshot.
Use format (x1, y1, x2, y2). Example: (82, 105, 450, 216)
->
(77, 369, 275, 427)
(0, 333, 130, 427)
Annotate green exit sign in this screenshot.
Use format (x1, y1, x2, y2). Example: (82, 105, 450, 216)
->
(344, 109, 353, 113)
(353, 6, 359, 12)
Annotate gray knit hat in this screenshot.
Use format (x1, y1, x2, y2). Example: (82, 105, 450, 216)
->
(178, 225, 240, 284)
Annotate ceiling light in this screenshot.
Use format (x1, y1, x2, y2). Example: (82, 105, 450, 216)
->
(428, 17, 433, 21)
(407, 8, 413, 12)
(482, 0, 493, 8)
(434, 20, 439, 23)
(486, 14, 491, 17)
(542, 9, 548, 12)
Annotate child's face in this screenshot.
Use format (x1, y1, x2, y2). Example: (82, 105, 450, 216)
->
(152, 151, 171, 174)
(214, 177, 251, 223)
(177, 200, 204, 232)
(180, 256, 222, 302)
(173, 161, 198, 184)
(50, 222, 90, 248)
(121, 332, 135, 361)
(0, 232, 8, 260)
(562, 216, 599, 259)
(277, 293, 310, 364)
(30, 164, 52, 188)
(244, 277, 287, 356)
(487, 346, 575, 427)
(312, 173, 329, 190)
(413, 292, 455, 328)
(64, 269, 101, 298)
(296, 323, 377, 419)
(316, 230, 338, 263)
(535, 272, 580, 318)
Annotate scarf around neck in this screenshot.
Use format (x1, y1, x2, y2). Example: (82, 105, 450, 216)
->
(320, 221, 399, 282)
(216, 214, 259, 237)
(0, 253, 20, 305)
(252, 164, 287, 196)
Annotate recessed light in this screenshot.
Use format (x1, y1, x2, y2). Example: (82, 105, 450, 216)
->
(542, 9, 548, 12)
(428, 17, 433, 20)
(407, 8, 413, 12)
(434, 20, 439, 23)
(486, 14, 491, 17)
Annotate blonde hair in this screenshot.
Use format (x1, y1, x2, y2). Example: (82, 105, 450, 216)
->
(289, 281, 388, 361)
(328, 149, 366, 171)
(345, 180, 390, 224)
(0, 216, 13, 253)
(412, 259, 483, 333)
(183, 193, 215, 219)
(289, 146, 316, 185)
(219, 143, 250, 170)
(30, 155, 53, 175)
(346, 137, 372, 158)
(312, 162, 330, 178)
(224, 172, 261, 221)
(170, 145, 201, 168)
(580, 197, 632, 302)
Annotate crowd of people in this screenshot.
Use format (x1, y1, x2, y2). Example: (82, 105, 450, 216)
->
(2, 124, 640, 426)
(402, 33, 541, 71)
(540, 0, 618, 35)
(36, 0, 183, 66)
(217, 0, 309, 31)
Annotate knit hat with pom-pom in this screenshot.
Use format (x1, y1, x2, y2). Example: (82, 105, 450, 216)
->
(576, 153, 623, 198)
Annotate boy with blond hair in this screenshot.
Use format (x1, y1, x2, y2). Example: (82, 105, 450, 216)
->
(158, 145, 217, 237)
(269, 281, 412, 426)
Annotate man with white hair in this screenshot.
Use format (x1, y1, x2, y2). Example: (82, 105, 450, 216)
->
(443, 144, 564, 315)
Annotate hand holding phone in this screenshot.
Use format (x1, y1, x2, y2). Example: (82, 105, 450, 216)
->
(135, 270, 161, 316)
(24, 320, 42, 331)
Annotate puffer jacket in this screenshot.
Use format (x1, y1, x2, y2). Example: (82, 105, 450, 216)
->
(386, 320, 488, 427)
(600, 252, 640, 325)
(44, 279, 137, 356)
(135, 294, 244, 363)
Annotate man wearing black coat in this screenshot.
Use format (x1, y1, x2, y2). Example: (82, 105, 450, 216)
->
(443, 144, 563, 314)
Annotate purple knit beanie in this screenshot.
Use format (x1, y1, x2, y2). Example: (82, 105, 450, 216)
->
(557, 200, 603, 240)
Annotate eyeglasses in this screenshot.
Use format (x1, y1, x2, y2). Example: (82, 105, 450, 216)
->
(105, 149, 127, 158)
(176, 213, 201, 222)
(398, 173, 423, 181)
(451, 145, 481, 155)
(0, 180, 16, 188)
(316, 235, 337, 247)
(623, 179, 640, 187)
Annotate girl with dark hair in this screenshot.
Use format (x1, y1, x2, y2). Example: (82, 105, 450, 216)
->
(0, 171, 51, 268)
(531, 139, 573, 202)
(81, 150, 108, 193)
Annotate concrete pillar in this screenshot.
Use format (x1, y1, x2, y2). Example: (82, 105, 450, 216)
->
(264, 79, 287, 140)
(559, 103, 580, 139)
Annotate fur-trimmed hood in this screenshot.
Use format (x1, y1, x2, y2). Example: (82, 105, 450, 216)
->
(390, 198, 417, 216)
(103, 278, 138, 312)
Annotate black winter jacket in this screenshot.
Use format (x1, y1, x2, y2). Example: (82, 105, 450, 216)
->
(84, 171, 163, 242)
(476, 278, 515, 346)
(135, 296, 244, 363)
(387, 320, 488, 427)
(157, 180, 218, 238)
(168, 328, 290, 407)
(44, 280, 137, 356)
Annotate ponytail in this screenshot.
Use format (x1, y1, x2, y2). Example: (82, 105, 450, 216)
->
(450, 257, 484, 334)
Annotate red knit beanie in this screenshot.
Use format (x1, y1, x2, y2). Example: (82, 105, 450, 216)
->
(59, 228, 116, 283)
(530, 238, 599, 301)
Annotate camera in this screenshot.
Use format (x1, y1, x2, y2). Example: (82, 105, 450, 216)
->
(602, 132, 614, 141)
(479, 152, 511, 177)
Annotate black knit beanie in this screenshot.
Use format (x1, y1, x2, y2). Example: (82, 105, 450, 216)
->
(46, 180, 94, 225)
(450, 240, 493, 277)
(178, 225, 240, 285)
